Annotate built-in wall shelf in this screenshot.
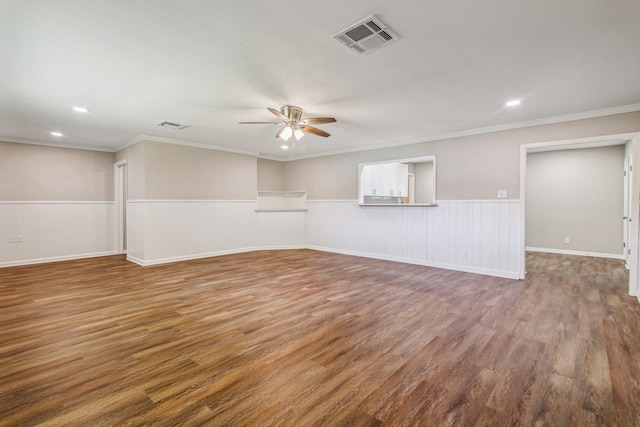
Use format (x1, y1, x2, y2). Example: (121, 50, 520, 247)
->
(256, 191, 307, 212)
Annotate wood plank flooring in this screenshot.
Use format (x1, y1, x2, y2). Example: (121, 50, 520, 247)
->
(1, 250, 639, 426)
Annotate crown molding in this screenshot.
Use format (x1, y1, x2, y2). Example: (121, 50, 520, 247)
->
(118, 134, 261, 157)
(4, 103, 640, 159)
(281, 103, 640, 161)
(0, 136, 115, 152)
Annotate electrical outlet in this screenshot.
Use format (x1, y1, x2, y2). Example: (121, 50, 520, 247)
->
(497, 189, 507, 199)
(463, 250, 468, 257)
(16, 235, 23, 243)
(564, 237, 570, 244)
(7, 235, 15, 243)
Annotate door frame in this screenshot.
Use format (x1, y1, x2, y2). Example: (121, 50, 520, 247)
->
(623, 146, 632, 267)
(519, 132, 640, 298)
(407, 173, 415, 204)
(114, 160, 127, 254)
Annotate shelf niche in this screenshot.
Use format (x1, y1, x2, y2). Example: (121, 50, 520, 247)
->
(255, 191, 307, 212)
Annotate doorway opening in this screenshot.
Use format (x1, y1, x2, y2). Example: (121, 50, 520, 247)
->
(520, 133, 640, 297)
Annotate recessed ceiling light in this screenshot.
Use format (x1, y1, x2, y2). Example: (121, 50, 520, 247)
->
(280, 144, 289, 150)
(51, 131, 63, 137)
(72, 106, 90, 113)
(505, 99, 521, 107)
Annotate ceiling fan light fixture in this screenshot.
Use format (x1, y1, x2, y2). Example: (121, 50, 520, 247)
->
(280, 126, 293, 140)
(241, 105, 336, 143)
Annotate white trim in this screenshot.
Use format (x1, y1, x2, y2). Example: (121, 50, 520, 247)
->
(128, 243, 519, 278)
(358, 204, 437, 207)
(307, 246, 520, 279)
(126, 246, 305, 266)
(257, 245, 308, 251)
(280, 103, 640, 161)
(255, 209, 308, 212)
(305, 199, 519, 204)
(307, 199, 360, 203)
(114, 160, 127, 255)
(519, 144, 527, 280)
(3, 104, 639, 159)
(525, 246, 624, 260)
(257, 190, 307, 194)
(0, 201, 114, 204)
(0, 137, 115, 152)
(0, 251, 117, 268)
(126, 255, 146, 266)
(630, 134, 640, 297)
(126, 199, 256, 204)
(523, 133, 635, 152)
(436, 199, 519, 204)
(118, 135, 260, 157)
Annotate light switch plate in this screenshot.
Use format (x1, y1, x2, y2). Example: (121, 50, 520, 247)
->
(497, 190, 507, 199)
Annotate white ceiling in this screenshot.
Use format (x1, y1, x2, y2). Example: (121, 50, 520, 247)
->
(2, 0, 640, 160)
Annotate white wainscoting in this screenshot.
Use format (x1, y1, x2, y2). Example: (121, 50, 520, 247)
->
(127, 200, 306, 266)
(306, 200, 521, 279)
(2, 199, 522, 279)
(0, 201, 115, 267)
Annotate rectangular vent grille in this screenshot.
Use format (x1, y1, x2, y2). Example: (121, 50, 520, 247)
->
(332, 15, 398, 54)
(157, 121, 190, 130)
(366, 20, 381, 32)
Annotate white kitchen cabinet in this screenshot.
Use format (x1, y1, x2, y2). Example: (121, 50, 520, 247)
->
(361, 163, 408, 197)
(389, 163, 408, 196)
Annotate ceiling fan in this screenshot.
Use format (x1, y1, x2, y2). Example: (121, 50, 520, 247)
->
(239, 105, 336, 141)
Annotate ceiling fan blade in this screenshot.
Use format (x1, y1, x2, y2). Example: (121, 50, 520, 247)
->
(275, 126, 287, 139)
(303, 117, 336, 125)
(299, 125, 330, 137)
(238, 121, 281, 124)
(267, 107, 288, 121)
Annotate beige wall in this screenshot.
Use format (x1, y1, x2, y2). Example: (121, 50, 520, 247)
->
(284, 111, 640, 200)
(0, 141, 115, 201)
(116, 141, 258, 200)
(257, 158, 285, 191)
(526, 145, 624, 254)
(414, 161, 434, 204)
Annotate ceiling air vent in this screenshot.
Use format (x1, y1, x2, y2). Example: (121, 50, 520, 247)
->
(157, 121, 190, 130)
(332, 15, 399, 54)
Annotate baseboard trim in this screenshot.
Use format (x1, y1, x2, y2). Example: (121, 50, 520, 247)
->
(127, 248, 257, 266)
(126, 255, 146, 266)
(1, 245, 520, 280)
(306, 245, 520, 279)
(126, 246, 307, 267)
(127, 245, 518, 278)
(257, 245, 308, 251)
(0, 251, 117, 268)
(525, 246, 624, 260)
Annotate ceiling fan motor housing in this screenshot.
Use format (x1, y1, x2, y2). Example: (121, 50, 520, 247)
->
(281, 105, 303, 122)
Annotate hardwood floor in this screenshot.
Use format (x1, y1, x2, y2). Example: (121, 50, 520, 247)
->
(1, 250, 639, 426)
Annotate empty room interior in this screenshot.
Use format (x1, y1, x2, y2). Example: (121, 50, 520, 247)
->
(2, 1, 640, 425)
